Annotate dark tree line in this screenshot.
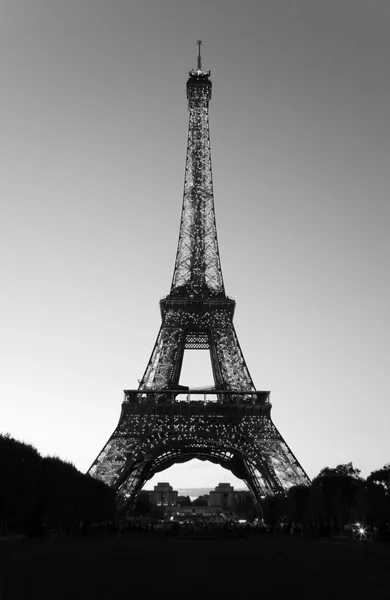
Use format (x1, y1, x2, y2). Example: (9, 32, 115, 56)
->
(263, 462, 390, 539)
(0, 434, 115, 534)
(3, 433, 387, 539)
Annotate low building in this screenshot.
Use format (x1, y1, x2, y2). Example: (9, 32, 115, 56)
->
(209, 483, 252, 512)
(209, 483, 235, 509)
(145, 482, 178, 506)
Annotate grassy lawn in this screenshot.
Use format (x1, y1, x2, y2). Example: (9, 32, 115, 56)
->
(1, 534, 389, 599)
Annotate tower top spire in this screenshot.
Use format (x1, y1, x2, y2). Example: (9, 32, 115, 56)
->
(197, 40, 202, 71)
(189, 40, 210, 79)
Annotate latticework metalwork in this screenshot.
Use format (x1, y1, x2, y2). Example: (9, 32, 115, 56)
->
(89, 45, 310, 513)
(171, 57, 224, 298)
(89, 392, 309, 512)
(139, 307, 255, 391)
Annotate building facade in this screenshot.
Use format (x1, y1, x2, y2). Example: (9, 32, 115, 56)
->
(145, 482, 178, 507)
(209, 483, 252, 511)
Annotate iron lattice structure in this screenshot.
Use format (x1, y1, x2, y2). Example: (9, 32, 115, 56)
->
(89, 45, 310, 512)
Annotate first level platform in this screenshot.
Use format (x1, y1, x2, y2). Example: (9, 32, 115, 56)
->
(122, 389, 272, 418)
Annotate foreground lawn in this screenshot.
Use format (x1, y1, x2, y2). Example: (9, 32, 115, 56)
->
(1, 534, 389, 599)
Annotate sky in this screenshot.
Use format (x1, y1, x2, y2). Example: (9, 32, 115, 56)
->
(0, 0, 389, 491)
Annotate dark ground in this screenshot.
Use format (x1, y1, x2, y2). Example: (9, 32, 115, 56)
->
(1, 533, 389, 599)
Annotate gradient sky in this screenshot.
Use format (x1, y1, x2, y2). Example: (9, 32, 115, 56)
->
(1, 0, 389, 490)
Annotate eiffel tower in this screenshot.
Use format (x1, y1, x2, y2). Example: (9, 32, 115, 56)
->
(89, 42, 310, 512)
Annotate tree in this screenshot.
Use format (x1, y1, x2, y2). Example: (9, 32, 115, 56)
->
(234, 494, 256, 521)
(39, 457, 77, 527)
(193, 495, 209, 507)
(310, 463, 364, 534)
(367, 464, 390, 494)
(262, 494, 288, 527)
(287, 486, 311, 526)
(0, 434, 115, 534)
(177, 495, 192, 506)
(133, 491, 152, 517)
(317, 462, 361, 479)
(0, 434, 42, 533)
(365, 464, 390, 529)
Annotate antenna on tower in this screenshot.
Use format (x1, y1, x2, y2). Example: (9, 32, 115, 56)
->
(197, 40, 202, 71)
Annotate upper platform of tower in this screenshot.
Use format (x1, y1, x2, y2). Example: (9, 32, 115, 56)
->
(187, 40, 212, 105)
(186, 70, 212, 105)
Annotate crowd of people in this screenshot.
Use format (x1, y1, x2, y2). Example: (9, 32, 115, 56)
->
(76, 517, 385, 542)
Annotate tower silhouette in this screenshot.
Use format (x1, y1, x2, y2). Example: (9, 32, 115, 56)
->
(89, 43, 310, 511)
